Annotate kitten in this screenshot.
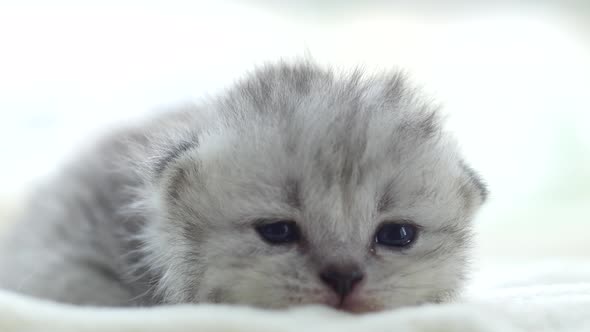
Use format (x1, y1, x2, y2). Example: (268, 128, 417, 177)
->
(0, 62, 487, 312)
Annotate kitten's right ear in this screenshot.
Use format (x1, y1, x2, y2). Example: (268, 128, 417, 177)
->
(153, 139, 200, 178)
(155, 145, 202, 204)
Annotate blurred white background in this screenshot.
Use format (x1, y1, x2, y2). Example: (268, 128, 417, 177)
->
(0, 0, 588, 261)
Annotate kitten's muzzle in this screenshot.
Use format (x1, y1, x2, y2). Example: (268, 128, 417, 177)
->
(319, 264, 364, 299)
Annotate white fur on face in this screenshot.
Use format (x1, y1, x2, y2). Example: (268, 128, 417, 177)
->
(142, 63, 486, 311)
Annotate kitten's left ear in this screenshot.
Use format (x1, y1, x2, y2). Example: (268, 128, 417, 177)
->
(459, 160, 489, 203)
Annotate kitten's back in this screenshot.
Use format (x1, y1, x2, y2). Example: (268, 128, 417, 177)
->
(0, 129, 145, 305)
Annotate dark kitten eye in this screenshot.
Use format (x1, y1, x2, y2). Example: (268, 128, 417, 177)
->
(375, 223, 417, 248)
(255, 221, 300, 244)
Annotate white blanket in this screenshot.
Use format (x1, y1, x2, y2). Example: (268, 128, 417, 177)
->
(1, 260, 589, 332)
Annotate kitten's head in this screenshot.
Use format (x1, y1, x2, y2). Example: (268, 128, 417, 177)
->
(140, 63, 487, 312)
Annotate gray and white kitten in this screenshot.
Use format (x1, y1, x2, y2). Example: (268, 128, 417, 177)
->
(0, 62, 487, 312)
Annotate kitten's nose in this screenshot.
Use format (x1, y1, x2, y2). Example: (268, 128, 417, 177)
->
(319, 264, 364, 298)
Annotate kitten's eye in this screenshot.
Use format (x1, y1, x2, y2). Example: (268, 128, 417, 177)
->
(255, 221, 300, 244)
(375, 223, 417, 248)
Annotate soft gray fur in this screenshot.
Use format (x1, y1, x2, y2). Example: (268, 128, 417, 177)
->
(0, 62, 487, 312)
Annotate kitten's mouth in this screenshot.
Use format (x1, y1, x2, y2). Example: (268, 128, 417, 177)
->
(337, 300, 381, 314)
(324, 295, 381, 314)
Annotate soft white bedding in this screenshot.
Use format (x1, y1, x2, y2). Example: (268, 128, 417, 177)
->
(1, 260, 589, 332)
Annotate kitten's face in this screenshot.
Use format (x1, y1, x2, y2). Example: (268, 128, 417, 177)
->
(145, 65, 486, 312)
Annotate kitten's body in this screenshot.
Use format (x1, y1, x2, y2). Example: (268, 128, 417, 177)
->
(0, 63, 486, 311)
